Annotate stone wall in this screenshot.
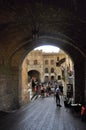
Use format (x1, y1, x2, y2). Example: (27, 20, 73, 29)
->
(85, 58, 86, 102)
(0, 66, 19, 111)
(19, 59, 30, 106)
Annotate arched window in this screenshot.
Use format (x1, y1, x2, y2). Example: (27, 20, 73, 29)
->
(51, 76, 54, 80)
(51, 68, 54, 73)
(58, 75, 61, 80)
(44, 76, 49, 82)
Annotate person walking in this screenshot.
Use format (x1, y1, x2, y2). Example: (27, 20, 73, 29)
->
(40, 84, 45, 97)
(55, 86, 61, 107)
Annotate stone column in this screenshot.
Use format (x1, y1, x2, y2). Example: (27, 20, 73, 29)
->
(19, 59, 30, 106)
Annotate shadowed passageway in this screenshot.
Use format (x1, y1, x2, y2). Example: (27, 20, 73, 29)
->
(0, 0, 86, 113)
(0, 96, 86, 130)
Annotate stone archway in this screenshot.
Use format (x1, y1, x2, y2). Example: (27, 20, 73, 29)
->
(0, 34, 85, 111)
(20, 57, 41, 106)
(16, 34, 85, 107)
(28, 70, 40, 82)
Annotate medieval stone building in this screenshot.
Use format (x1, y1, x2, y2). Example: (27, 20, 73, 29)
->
(22, 49, 73, 96)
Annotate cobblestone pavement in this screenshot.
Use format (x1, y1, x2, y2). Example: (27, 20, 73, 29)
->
(0, 96, 86, 130)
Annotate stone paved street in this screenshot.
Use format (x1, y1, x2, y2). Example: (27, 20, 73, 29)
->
(0, 96, 86, 130)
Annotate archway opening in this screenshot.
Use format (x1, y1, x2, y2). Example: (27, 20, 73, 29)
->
(20, 45, 75, 106)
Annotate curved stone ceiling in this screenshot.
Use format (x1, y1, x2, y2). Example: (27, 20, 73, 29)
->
(0, 0, 86, 61)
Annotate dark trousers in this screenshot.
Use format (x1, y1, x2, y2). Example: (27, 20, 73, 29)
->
(56, 93, 60, 105)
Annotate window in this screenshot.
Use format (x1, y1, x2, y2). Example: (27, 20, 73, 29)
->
(51, 76, 54, 80)
(45, 60, 48, 65)
(57, 57, 59, 61)
(58, 75, 61, 80)
(45, 68, 48, 73)
(51, 60, 54, 65)
(51, 68, 54, 73)
(44, 76, 49, 82)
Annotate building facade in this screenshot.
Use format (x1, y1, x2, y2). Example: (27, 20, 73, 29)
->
(24, 49, 74, 96)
